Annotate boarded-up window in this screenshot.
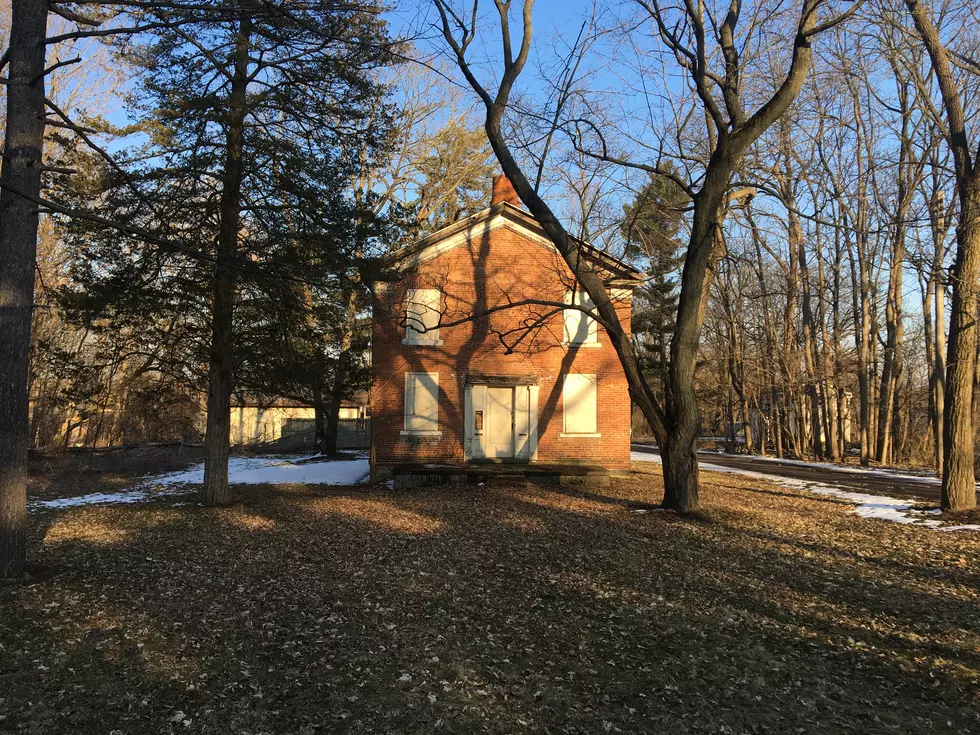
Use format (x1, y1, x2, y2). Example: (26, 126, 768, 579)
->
(404, 289, 442, 345)
(404, 372, 439, 432)
(564, 290, 598, 344)
(562, 374, 598, 434)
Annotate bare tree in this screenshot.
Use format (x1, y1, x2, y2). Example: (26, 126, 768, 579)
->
(904, 0, 980, 511)
(431, 0, 860, 510)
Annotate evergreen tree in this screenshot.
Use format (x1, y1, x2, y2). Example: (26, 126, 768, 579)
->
(57, 0, 394, 503)
(621, 171, 689, 392)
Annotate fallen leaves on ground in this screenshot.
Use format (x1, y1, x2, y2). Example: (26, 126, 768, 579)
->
(1, 458, 978, 734)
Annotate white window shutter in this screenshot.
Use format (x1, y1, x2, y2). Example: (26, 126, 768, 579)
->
(563, 290, 597, 344)
(584, 292, 598, 343)
(405, 372, 439, 432)
(563, 374, 598, 434)
(415, 373, 438, 430)
(405, 289, 441, 345)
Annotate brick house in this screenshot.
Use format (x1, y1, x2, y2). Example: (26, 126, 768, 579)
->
(369, 176, 641, 482)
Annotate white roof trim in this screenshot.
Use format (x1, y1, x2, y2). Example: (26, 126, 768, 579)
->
(394, 210, 558, 271)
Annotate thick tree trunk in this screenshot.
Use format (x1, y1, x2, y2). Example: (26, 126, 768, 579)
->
(660, 199, 729, 510)
(941, 188, 980, 511)
(324, 350, 348, 457)
(0, 0, 48, 580)
(905, 0, 979, 510)
(202, 15, 252, 506)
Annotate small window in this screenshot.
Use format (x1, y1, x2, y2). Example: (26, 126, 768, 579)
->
(562, 374, 599, 436)
(404, 289, 442, 345)
(564, 290, 598, 345)
(403, 372, 440, 434)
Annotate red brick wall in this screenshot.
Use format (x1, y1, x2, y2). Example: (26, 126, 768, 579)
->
(371, 217, 633, 471)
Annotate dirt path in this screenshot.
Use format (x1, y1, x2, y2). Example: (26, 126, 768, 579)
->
(630, 443, 980, 505)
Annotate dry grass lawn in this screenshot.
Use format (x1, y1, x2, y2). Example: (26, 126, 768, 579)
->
(1, 459, 978, 734)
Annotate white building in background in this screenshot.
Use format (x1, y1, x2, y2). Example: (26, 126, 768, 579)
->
(229, 390, 369, 446)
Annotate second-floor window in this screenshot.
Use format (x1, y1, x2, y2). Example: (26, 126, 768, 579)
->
(564, 290, 598, 345)
(404, 288, 442, 346)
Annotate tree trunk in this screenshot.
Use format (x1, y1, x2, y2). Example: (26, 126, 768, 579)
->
(324, 289, 359, 457)
(779, 123, 822, 460)
(941, 187, 980, 510)
(202, 14, 252, 506)
(312, 356, 326, 454)
(922, 262, 938, 466)
(324, 350, 349, 458)
(773, 387, 784, 459)
(816, 235, 839, 460)
(660, 200, 730, 510)
(934, 272, 947, 474)
(876, 82, 914, 465)
(0, 0, 48, 580)
(905, 0, 979, 510)
(723, 267, 752, 454)
(926, 186, 947, 475)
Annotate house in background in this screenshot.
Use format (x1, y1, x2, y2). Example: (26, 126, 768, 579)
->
(230, 390, 369, 446)
(369, 175, 642, 485)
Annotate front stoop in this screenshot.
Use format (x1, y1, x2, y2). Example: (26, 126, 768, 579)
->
(382, 463, 619, 489)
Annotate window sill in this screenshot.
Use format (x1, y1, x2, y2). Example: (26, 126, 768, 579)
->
(559, 432, 602, 438)
(561, 342, 602, 348)
(400, 430, 443, 438)
(402, 339, 444, 347)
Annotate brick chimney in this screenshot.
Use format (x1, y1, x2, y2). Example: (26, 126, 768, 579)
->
(490, 173, 522, 207)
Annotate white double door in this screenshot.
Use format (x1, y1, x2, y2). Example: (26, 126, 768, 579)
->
(466, 384, 537, 460)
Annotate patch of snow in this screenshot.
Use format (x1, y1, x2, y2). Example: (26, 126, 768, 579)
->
(33, 487, 190, 510)
(630, 450, 980, 532)
(710, 452, 943, 484)
(633, 443, 949, 485)
(806, 486, 980, 531)
(630, 450, 662, 464)
(32, 455, 371, 511)
(145, 456, 370, 488)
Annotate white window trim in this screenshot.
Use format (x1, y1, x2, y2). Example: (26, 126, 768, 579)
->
(404, 289, 444, 346)
(402, 337, 445, 346)
(560, 341, 603, 349)
(403, 372, 440, 435)
(559, 432, 602, 438)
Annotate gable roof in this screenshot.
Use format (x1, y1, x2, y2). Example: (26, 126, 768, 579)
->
(373, 201, 643, 286)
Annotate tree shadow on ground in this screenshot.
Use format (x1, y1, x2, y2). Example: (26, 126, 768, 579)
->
(2, 475, 978, 734)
